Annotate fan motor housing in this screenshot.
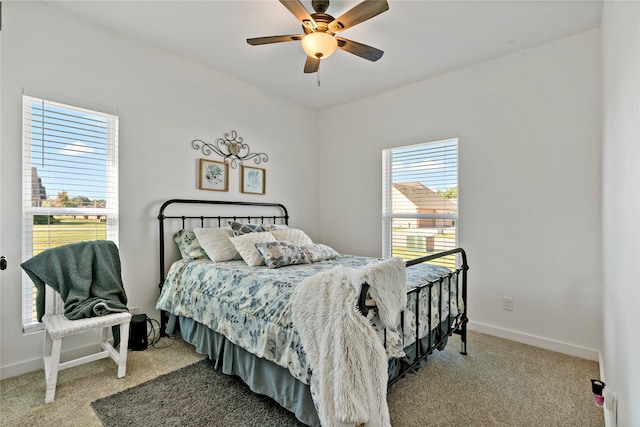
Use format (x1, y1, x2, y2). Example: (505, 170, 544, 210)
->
(302, 13, 335, 35)
(312, 0, 330, 13)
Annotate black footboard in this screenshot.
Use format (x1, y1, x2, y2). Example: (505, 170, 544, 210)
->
(360, 248, 469, 387)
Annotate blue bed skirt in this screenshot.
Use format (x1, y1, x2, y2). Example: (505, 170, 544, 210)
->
(171, 315, 320, 426)
(169, 314, 452, 426)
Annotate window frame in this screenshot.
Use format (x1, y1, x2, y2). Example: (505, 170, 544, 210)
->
(21, 94, 119, 332)
(382, 138, 459, 264)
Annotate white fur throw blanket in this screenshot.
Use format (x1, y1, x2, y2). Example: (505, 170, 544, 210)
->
(291, 258, 406, 427)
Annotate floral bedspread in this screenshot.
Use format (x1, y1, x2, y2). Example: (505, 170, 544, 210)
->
(156, 255, 463, 384)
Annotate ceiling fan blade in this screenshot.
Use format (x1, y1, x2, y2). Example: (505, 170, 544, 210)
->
(336, 37, 384, 62)
(279, 0, 317, 29)
(247, 35, 304, 45)
(328, 0, 389, 33)
(304, 56, 320, 73)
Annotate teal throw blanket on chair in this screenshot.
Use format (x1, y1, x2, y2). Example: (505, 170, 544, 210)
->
(21, 240, 129, 323)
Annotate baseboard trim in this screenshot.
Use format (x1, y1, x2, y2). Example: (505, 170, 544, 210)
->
(0, 343, 103, 380)
(0, 357, 43, 380)
(468, 321, 599, 361)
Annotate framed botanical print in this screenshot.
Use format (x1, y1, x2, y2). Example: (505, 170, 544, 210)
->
(241, 165, 266, 195)
(199, 159, 229, 192)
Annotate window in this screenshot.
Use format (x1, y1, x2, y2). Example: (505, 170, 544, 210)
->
(382, 138, 458, 268)
(22, 94, 118, 332)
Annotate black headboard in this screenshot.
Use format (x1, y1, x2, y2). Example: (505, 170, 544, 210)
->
(157, 198, 289, 286)
(157, 199, 289, 334)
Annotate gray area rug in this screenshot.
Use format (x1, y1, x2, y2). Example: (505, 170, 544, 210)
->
(91, 359, 306, 427)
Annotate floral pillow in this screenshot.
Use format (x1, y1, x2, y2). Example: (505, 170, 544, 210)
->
(173, 230, 209, 260)
(229, 232, 276, 267)
(260, 223, 289, 231)
(228, 221, 264, 236)
(255, 241, 311, 269)
(302, 243, 340, 263)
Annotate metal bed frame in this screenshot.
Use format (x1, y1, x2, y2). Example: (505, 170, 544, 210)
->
(157, 198, 468, 389)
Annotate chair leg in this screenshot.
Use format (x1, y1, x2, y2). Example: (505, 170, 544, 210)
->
(116, 321, 130, 378)
(101, 324, 108, 343)
(44, 336, 63, 404)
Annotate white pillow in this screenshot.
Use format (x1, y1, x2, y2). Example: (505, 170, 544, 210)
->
(229, 231, 276, 267)
(271, 229, 313, 247)
(193, 227, 239, 262)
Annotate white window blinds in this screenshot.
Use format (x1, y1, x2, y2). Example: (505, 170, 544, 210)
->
(21, 95, 119, 331)
(382, 138, 458, 268)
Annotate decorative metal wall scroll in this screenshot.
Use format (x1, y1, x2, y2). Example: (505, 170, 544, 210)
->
(191, 130, 269, 169)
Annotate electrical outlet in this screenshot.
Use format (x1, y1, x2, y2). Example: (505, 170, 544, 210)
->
(503, 297, 513, 311)
(130, 306, 139, 315)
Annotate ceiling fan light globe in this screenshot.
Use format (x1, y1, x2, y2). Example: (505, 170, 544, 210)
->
(301, 32, 338, 59)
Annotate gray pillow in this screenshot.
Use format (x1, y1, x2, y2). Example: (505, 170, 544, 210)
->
(228, 221, 264, 236)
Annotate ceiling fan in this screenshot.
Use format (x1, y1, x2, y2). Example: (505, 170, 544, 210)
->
(247, 0, 389, 74)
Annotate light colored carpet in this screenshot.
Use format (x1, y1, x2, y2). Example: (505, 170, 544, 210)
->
(0, 331, 604, 426)
(1, 337, 204, 427)
(387, 332, 603, 426)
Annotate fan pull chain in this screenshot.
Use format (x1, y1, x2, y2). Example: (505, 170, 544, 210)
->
(317, 67, 321, 87)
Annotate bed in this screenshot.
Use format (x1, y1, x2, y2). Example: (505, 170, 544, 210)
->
(156, 199, 469, 426)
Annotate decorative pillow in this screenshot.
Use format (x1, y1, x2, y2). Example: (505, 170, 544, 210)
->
(302, 243, 340, 263)
(229, 232, 276, 267)
(271, 229, 314, 247)
(193, 227, 240, 262)
(228, 221, 264, 236)
(255, 241, 310, 269)
(260, 223, 290, 231)
(173, 230, 208, 260)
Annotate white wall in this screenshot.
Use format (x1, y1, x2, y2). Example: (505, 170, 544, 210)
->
(0, 1, 318, 377)
(601, 2, 640, 426)
(318, 30, 603, 358)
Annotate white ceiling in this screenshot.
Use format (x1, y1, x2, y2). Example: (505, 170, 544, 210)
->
(50, 0, 602, 111)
